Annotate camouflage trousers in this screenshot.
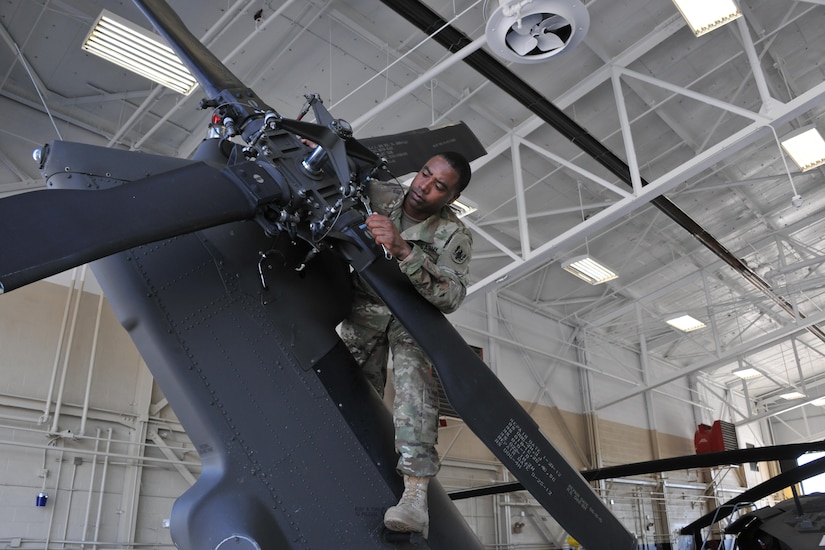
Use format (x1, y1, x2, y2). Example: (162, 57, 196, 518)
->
(339, 316, 440, 477)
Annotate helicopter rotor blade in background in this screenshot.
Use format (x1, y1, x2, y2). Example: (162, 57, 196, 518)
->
(359, 122, 487, 178)
(447, 441, 825, 500)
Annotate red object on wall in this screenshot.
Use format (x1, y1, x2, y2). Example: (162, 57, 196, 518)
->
(694, 420, 738, 454)
(694, 423, 713, 454)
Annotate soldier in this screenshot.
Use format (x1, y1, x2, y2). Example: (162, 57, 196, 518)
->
(339, 151, 472, 536)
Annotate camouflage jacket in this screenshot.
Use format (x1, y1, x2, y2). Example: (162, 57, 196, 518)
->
(350, 181, 472, 327)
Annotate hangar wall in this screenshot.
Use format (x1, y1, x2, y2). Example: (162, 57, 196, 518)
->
(0, 277, 758, 548)
(0, 277, 189, 549)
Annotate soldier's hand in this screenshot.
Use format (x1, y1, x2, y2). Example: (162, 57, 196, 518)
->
(365, 214, 412, 260)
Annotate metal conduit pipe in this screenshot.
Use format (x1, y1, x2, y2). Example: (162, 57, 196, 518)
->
(93, 428, 112, 545)
(0, 410, 40, 423)
(40, 266, 79, 425)
(81, 427, 101, 550)
(44, 445, 64, 550)
(80, 293, 105, 436)
(40, 444, 48, 493)
(0, 540, 175, 548)
(492, 491, 501, 548)
(0, 419, 191, 452)
(0, 437, 200, 467)
(2, 394, 186, 432)
(51, 264, 88, 434)
(502, 470, 512, 549)
(61, 458, 80, 546)
(379, 0, 825, 345)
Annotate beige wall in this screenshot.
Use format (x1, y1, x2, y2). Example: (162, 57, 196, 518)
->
(0, 279, 143, 419)
(0, 278, 759, 548)
(437, 401, 695, 471)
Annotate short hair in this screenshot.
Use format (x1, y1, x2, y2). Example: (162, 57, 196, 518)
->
(436, 151, 472, 193)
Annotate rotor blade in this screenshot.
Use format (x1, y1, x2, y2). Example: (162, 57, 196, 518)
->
(334, 223, 635, 550)
(132, 0, 274, 147)
(585, 441, 825, 480)
(0, 148, 262, 293)
(680, 455, 825, 537)
(448, 441, 825, 500)
(359, 122, 486, 178)
(132, 0, 248, 98)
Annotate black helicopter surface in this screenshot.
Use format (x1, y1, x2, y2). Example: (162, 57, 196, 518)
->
(0, 0, 634, 548)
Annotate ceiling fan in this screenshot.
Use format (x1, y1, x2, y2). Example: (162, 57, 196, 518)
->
(485, 0, 590, 63)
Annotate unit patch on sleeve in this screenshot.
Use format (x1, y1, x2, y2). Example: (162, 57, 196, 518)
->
(452, 245, 469, 264)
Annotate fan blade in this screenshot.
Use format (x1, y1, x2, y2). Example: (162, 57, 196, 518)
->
(537, 14, 567, 32)
(0, 143, 265, 293)
(536, 32, 565, 52)
(506, 32, 538, 55)
(512, 13, 543, 34)
(333, 225, 635, 550)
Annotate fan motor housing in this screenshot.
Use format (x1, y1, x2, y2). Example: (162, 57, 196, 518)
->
(486, 0, 590, 64)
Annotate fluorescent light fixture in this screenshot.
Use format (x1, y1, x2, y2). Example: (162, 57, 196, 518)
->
(812, 397, 825, 407)
(672, 0, 742, 37)
(561, 255, 618, 285)
(82, 10, 198, 95)
(780, 390, 806, 400)
(451, 196, 478, 218)
(732, 367, 762, 380)
(780, 126, 825, 172)
(666, 314, 706, 332)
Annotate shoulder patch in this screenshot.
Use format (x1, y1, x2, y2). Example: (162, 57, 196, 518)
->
(452, 245, 469, 265)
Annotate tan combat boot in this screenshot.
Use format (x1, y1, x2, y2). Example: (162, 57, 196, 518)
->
(383, 475, 430, 536)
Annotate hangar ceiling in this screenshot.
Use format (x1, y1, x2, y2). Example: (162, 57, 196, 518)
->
(2, 0, 825, 432)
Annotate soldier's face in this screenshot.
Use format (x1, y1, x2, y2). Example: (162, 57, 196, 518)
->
(403, 156, 461, 220)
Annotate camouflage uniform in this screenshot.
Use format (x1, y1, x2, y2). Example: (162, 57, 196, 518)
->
(339, 180, 472, 477)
